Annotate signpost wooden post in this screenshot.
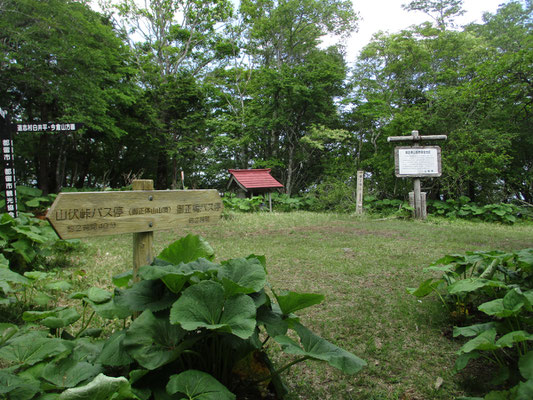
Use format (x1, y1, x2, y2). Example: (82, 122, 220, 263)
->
(46, 180, 223, 279)
(356, 170, 364, 215)
(388, 130, 447, 219)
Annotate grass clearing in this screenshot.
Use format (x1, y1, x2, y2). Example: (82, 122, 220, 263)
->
(62, 212, 533, 399)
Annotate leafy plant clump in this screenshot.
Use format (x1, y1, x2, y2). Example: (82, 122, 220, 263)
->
(428, 196, 528, 224)
(408, 249, 533, 399)
(0, 234, 366, 399)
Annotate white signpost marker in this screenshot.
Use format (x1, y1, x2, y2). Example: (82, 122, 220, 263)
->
(46, 179, 223, 281)
(356, 170, 364, 215)
(0, 108, 17, 217)
(0, 114, 83, 217)
(388, 130, 447, 219)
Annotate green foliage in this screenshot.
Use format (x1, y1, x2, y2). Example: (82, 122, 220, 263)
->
(409, 248, 533, 397)
(428, 198, 528, 224)
(0, 234, 365, 398)
(222, 193, 315, 213)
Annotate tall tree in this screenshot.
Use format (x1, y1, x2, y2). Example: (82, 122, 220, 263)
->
(106, 0, 234, 188)
(0, 0, 136, 193)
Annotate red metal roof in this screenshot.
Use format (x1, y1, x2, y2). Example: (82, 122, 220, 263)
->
(228, 169, 284, 190)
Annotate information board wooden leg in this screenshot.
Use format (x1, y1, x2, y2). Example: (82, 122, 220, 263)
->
(132, 179, 154, 282)
(413, 178, 423, 219)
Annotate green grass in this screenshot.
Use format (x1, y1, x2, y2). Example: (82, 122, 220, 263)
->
(61, 212, 533, 399)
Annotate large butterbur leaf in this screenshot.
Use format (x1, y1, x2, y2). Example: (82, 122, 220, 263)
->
(274, 290, 324, 315)
(447, 278, 507, 294)
(458, 329, 499, 354)
(0, 370, 40, 399)
(122, 310, 192, 370)
(0, 332, 68, 366)
(157, 234, 214, 265)
(479, 289, 526, 318)
(274, 323, 366, 375)
(169, 280, 256, 339)
(58, 373, 138, 400)
(42, 357, 103, 388)
(97, 331, 134, 367)
(166, 370, 235, 400)
(519, 351, 533, 380)
(114, 280, 178, 312)
(219, 257, 267, 296)
(496, 331, 533, 348)
(23, 307, 81, 329)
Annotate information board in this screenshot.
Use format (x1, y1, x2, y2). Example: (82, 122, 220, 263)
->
(394, 146, 441, 177)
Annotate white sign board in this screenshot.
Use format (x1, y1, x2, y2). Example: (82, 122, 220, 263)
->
(394, 146, 441, 177)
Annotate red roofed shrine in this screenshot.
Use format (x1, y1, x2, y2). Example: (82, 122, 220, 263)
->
(227, 169, 284, 211)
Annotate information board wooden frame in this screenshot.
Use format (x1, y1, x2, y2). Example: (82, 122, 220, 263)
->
(394, 146, 442, 178)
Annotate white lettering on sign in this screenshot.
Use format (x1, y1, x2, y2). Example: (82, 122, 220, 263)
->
(16, 123, 79, 132)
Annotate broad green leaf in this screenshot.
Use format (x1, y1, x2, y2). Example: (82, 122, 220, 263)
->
(453, 322, 499, 338)
(503, 288, 526, 312)
(23, 308, 80, 328)
(157, 234, 214, 265)
(42, 357, 103, 388)
(45, 281, 73, 291)
(515, 249, 533, 272)
(274, 290, 324, 315)
(0, 333, 68, 366)
(496, 331, 533, 348)
(86, 287, 112, 304)
(34, 291, 54, 306)
(454, 352, 481, 372)
(447, 278, 507, 294)
(166, 370, 235, 400)
(458, 329, 499, 354)
(70, 338, 104, 363)
(274, 323, 366, 375)
(122, 310, 192, 370)
(112, 270, 133, 287)
(86, 298, 132, 320)
(519, 351, 533, 380)
(0, 267, 30, 285)
(139, 264, 195, 293)
(114, 280, 178, 312)
(96, 331, 133, 367)
(257, 306, 288, 337)
(219, 257, 267, 296)
(24, 271, 50, 281)
(406, 278, 442, 297)
(13, 226, 49, 244)
(516, 379, 533, 399)
(0, 323, 18, 345)
(478, 298, 522, 318)
(58, 373, 138, 400)
(0, 370, 40, 398)
(170, 280, 256, 339)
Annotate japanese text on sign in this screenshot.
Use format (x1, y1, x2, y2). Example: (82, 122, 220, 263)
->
(396, 146, 441, 177)
(16, 123, 77, 132)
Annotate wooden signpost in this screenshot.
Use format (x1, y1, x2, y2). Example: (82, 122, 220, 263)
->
(356, 170, 364, 215)
(46, 179, 223, 280)
(388, 130, 447, 219)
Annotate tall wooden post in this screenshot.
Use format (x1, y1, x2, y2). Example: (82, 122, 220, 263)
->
(411, 131, 423, 219)
(356, 170, 364, 215)
(132, 179, 154, 282)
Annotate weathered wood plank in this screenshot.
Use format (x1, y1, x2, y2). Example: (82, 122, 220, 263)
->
(46, 189, 223, 239)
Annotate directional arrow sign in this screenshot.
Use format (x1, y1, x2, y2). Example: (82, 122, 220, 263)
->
(46, 189, 223, 239)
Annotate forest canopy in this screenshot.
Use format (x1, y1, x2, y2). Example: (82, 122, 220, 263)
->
(0, 0, 531, 204)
